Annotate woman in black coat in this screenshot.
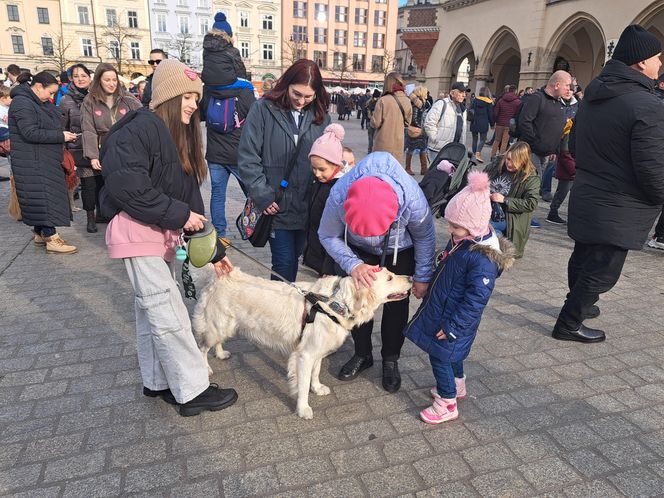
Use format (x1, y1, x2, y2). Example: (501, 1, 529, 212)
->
(469, 87, 495, 163)
(9, 72, 78, 253)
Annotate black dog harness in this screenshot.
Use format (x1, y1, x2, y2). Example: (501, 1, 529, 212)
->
(301, 280, 350, 332)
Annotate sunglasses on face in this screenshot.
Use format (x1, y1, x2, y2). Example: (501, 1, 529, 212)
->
(147, 59, 162, 66)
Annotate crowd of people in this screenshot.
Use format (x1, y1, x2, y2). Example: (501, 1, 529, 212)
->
(2, 22, 663, 422)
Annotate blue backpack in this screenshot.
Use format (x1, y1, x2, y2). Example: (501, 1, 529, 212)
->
(207, 96, 244, 134)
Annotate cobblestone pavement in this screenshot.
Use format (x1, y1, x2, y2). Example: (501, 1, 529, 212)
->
(1, 116, 664, 497)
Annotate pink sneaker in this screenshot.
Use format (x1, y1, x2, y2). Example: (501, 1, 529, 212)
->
(420, 397, 458, 425)
(430, 376, 467, 400)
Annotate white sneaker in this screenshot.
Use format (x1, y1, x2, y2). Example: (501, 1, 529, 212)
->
(647, 237, 664, 250)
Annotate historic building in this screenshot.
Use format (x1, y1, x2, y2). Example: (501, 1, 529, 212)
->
(396, 0, 664, 95)
(283, 0, 399, 87)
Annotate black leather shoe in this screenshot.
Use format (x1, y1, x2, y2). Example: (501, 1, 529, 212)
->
(552, 324, 606, 343)
(338, 354, 373, 381)
(143, 387, 178, 405)
(179, 384, 238, 417)
(382, 361, 401, 393)
(585, 305, 600, 320)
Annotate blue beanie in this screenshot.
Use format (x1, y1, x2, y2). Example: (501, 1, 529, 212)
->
(213, 12, 232, 37)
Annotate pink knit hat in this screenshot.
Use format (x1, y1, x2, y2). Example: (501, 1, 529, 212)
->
(444, 171, 492, 237)
(309, 123, 345, 166)
(344, 177, 398, 237)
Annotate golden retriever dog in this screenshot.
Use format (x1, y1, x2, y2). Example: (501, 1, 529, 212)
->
(192, 268, 412, 419)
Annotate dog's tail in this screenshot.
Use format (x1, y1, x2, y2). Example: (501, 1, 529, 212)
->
(287, 352, 298, 397)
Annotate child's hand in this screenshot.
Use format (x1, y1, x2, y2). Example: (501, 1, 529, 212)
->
(436, 330, 447, 340)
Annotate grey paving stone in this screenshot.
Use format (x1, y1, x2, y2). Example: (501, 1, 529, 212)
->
(547, 422, 605, 450)
(308, 476, 367, 498)
(626, 407, 664, 431)
(19, 380, 69, 401)
(67, 373, 115, 394)
(244, 436, 301, 467)
(0, 442, 22, 469)
(109, 439, 167, 468)
(640, 429, 664, 457)
(0, 402, 34, 424)
(22, 433, 85, 462)
(470, 468, 533, 497)
(56, 408, 111, 434)
(298, 426, 351, 455)
(10, 486, 62, 498)
(185, 447, 244, 478)
(383, 433, 433, 465)
(124, 461, 185, 493)
(563, 479, 623, 498)
(169, 478, 221, 498)
(608, 468, 664, 497)
(361, 463, 423, 496)
(586, 414, 640, 440)
(414, 452, 471, 486)
(461, 441, 520, 473)
(423, 422, 478, 451)
(506, 433, 560, 462)
(0, 369, 48, 387)
(367, 391, 415, 414)
(1, 417, 55, 443)
(32, 395, 83, 418)
(43, 450, 106, 482)
(519, 456, 581, 491)
(85, 421, 143, 450)
(171, 429, 226, 456)
(275, 454, 335, 487)
(222, 466, 279, 498)
(324, 400, 373, 425)
(416, 481, 480, 498)
(584, 394, 628, 414)
(565, 448, 616, 478)
(475, 393, 522, 415)
(34, 351, 81, 369)
(330, 443, 387, 475)
(218, 418, 280, 446)
(62, 473, 122, 498)
(344, 419, 396, 444)
(597, 437, 659, 467)
(464, 415, 519, 442)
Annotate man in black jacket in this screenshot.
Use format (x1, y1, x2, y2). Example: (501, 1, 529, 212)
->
(141, 49, 167, 108)
(553, 25, 664, 343)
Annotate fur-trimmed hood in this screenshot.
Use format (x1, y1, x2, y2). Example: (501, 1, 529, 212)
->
(469, 235, 515, 272)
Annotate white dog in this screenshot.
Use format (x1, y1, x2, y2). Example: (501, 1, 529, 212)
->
(192, 268, 412, 419)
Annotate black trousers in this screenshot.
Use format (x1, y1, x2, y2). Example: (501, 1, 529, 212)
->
(654, 206, 664, 238)
(556, 242, 628, 330)
(80, 175, 104, 212)
(338, 247, 416, 361)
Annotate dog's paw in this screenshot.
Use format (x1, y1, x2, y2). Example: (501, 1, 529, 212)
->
(214, 349, 231, 360)
(311, 384, 331, 396)
(296, 405, 314, 419)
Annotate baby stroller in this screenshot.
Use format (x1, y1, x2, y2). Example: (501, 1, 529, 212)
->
(419, 142, 476, 218)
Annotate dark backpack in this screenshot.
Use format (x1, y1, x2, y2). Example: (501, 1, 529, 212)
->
(508, 102, 523, 138)
(207, 96, 244, 134)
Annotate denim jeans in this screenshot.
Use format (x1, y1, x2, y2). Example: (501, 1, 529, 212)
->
(549, 179, 573, 215)
(429, 355, 464, 398)
(490, 220, 507, 235)
(208, 163, 245, 237)
(34, 226, 56, 237)
(471, 132, 487, 154)
(268, 229, 306, 282)
(541, 162, 556, 196)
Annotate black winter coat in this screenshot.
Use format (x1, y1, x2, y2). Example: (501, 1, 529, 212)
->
(59, 85, 91, 168)
(516, 88, 566, 155)
(201, 32, 247, 87)
(469, 97, 494, 134)
(8, 83, 69, 228)
(202, 85, 256, 165)
(141, 74, 153, 108)
(568, 59, 664, 250)
(303, 179, 338, 275)
(98, 108, 204, 230)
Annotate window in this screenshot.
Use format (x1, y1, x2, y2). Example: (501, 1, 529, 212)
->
(108, 40, 119, 59)
(37, 7, 49, 24)
(314, 3, 327, 21)
(127, 10, 138, 28)
(334, 29, 347, 46)
(353, 31, 366, 48)
(372, 55, 384, 72)
(177, 0, 188, 6)
(179, 16, 189, 34)
(198, 0, 210, 7)
(82, 38, 93, 57)
(11, 35, 24, 54)
(355, 8, 367, 24)
(374, 10, 385, 26)
(157, 14, 167, 32)
(352, 54, 365, 71)
(199, 18, 209, 35)
(262, 43, 274, 60)
(106, 8, 117, 26)
(293, 1, 306, 18)
(240, 41, 250, 59)
(41, 37, 53, 56)
(239, 11, 249, 28)
(335, 6, 347, 22)
(78, 6, 89, 24)
(181, 44, 191, 64)
(7, 5, 19, 21)
(372, 33, 384, 49)
(130, 42, 140, 60)
(261, 14, 273, 30)
(292, 25, 307, 42)
(314, 50, 326, 69)
(313, 28, 327, 44)
(375, 0, 387, 3)
(333, 52, 347, 70)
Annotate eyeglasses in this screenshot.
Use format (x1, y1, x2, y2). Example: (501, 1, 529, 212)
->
(289, 87, 316, 103)
(147, 59, 162, 66)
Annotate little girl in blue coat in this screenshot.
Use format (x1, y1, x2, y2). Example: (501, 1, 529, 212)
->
(404, 171, 515, 424)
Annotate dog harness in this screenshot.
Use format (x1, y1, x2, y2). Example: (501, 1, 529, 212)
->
(300, 280, 350, 333)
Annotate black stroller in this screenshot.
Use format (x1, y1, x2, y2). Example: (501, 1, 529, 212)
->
(419, 142, 476, 218)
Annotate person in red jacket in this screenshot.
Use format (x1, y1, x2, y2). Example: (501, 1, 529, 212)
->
(491, 85, 520, 158)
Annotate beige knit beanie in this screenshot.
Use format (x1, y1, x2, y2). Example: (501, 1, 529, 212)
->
(151, 59, 202, 108)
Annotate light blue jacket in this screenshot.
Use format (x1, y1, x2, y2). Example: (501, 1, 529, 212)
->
(318, 152, 436, 282)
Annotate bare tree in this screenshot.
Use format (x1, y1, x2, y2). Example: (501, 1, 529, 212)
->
(372, 50, 397, 78)
(282, 37, 308, 69)
(168, 32, 201, 69)
(98, 17, 139, 75)
(330, 54, 355, 87)
(33, 33, 75, 73)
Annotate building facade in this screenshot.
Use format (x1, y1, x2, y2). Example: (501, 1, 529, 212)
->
(283, 0, 399, 87)
(397, 0, 664, 95)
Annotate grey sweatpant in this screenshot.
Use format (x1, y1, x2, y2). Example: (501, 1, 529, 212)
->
(124, 256, 209, 404)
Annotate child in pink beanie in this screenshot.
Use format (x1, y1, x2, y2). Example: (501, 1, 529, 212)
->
(404, 171, 515, 424)
(303, 123, 354, 275)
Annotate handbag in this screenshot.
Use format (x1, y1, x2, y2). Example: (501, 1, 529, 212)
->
(8, 175, 21, 221)
(236, 134, 305, 247)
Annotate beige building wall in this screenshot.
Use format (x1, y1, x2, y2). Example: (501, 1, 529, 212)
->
(425, 0, 664, 95)
(283, 0, 399, 86)
(1, 0, 64, 73)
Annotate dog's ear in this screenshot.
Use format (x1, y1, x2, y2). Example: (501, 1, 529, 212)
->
(351, 285, 375, 313)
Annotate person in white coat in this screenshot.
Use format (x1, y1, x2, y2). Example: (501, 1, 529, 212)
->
(424, 81, 468, 164)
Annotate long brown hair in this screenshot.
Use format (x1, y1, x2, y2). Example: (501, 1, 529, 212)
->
(153, 95, 206, 182)
(88, 63, 121, 103)
(500, 141, 536, 182)
(264, 59, 330, 125)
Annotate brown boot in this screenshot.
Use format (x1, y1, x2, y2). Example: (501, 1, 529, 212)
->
(405, 154, 415, 175)
(44, 234, 78, 254)
(33, 231, 46, 246)
(420, 152, 429, 175)
(475, 151, 484, 163)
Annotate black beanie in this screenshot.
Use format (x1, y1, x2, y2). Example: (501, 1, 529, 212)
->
(613, 25, 662, 66)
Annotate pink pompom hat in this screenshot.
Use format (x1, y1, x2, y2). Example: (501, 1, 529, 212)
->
(444, 171, 492, 237)
(308, 123, 345, 166)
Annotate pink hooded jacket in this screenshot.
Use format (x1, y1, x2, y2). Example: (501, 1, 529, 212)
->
(106, 211, 180, 261)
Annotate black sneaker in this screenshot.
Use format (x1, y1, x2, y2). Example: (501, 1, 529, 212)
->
(143, 387, 178, 405)
(179, 384, 238, 417)
(546, 213, 567, 225)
